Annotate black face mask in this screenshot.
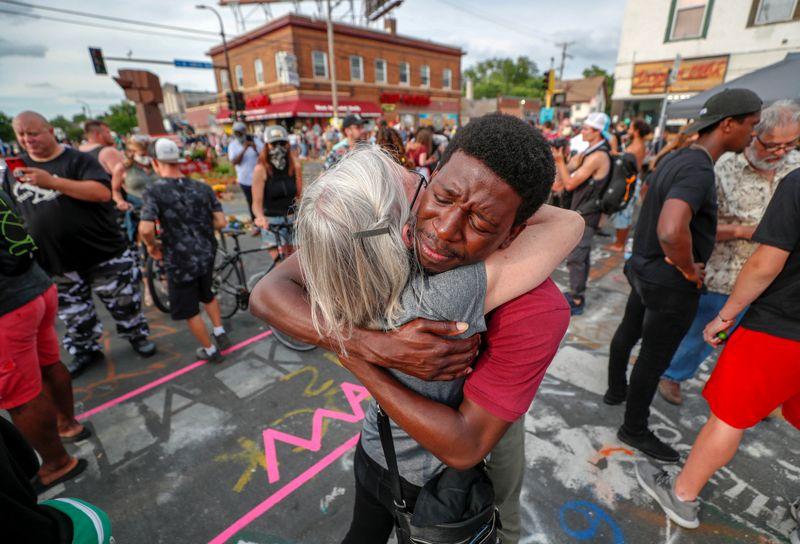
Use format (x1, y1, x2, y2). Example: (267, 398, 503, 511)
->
(269, 144, 287, 170)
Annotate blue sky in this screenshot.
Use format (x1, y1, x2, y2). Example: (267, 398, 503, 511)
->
(0, 0, 625, 119)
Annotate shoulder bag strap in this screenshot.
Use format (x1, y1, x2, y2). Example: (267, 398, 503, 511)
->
(376, 404, 407, 510)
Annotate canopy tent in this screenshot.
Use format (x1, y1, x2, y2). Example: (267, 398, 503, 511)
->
(666, 52, 800, 119)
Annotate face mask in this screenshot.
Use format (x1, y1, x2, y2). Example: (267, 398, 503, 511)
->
(134, 155, 151, 166)
(269, 145, 287, 170)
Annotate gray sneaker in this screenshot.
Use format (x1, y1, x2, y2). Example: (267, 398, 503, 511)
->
(196, 346, 223, 364)
(791, 527, 799, 544)
(636, 460, 700, 529)
(213, 332, 232, 351)
(790, 496, 799, 522)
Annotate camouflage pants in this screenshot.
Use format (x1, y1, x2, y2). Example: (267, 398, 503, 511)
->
(54, 248, 150, 356)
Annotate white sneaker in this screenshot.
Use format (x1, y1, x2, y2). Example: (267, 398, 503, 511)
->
(790, 527, 799, 544)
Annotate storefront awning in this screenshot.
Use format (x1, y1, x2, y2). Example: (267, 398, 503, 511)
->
(242, 98, 382, 121)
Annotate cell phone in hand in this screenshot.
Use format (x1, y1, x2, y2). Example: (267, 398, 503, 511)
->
(3, 157, 26, 177)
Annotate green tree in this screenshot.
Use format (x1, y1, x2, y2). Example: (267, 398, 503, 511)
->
(49, 115, 83, 142)
(0, 112, 14, 143)
(463, 56, 545, 100)
(102, 101, 138, 136)
(582, 65, 615, 109)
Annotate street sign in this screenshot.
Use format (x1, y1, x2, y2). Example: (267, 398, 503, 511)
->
(173, 59, 214, 69)
(539, 107, 555, 124)
(89, 47, 107, 75)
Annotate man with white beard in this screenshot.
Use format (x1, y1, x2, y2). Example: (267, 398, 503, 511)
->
(658, 100, 800, 405)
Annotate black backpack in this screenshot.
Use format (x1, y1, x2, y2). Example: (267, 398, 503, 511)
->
(0, 187, 37, 276)
(599, 152, 639, 215)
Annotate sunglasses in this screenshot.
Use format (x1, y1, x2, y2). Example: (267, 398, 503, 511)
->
(352, 170, 429, 239)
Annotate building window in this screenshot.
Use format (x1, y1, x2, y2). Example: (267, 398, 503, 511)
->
(312, 50, 328, 78)
(420, 65, 430, 87)
(254, 59, 264, 85)
(375, 58, 387, 83)
(350, 55, 363, 81)
(442, 68, 452, 90)
(234, 64, 244, 88)
(666, 0, 712, 41)
(752, 0, 798, 24)
(220, 70, 230, 91)
(399, 62, 410, 85)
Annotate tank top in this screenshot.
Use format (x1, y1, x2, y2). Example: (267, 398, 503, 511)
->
(570, 140, 613, 228)
(263, 164, 298, 217)
(85, 145, 104, 162)
(124, 164, 159, 198)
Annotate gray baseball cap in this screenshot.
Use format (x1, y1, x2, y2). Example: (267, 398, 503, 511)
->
(264, 125, 289, 144)
(232, 121, 247, 133)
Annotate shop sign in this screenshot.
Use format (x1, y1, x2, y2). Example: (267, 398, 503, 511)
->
(379, 93, 432, 106)
(631, 55, 728, 95)
(245, 94, 271, 110)
(381, 103, 396, 112)
(276, 51, 300, 87)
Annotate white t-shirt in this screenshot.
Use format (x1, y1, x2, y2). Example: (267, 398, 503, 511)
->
(227, 137, 263, 186)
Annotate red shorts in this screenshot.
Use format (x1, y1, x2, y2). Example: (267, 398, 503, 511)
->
(0, 285, 60, 410)
(703, 326, 800, 430)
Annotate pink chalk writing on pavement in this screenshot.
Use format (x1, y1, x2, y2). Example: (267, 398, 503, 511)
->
(263, 381, 371, 484)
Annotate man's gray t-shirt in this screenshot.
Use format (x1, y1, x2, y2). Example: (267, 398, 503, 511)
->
(360, 262, 487, 487)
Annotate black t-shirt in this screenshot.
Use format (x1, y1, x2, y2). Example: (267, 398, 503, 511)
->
(741, 169, 800, 341)
(0, 188, 52, 316)
(2, 148, 125, 275)
(629, 147, 717, 292)
(141, 177, 222, 282)
(0, 418, 71, 543)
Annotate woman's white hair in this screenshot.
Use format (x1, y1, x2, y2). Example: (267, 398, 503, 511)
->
(296, 144, 411, 353)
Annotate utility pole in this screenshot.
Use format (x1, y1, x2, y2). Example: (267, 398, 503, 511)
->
(556, 41, 575, 81)
(326, 0, 339, 125)
(196, 4, 238, 120)
(656, 54, 682, 142)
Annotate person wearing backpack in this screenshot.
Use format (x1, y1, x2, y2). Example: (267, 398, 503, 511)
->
(552, 112, 613, 315)
(610, 120, 652, 251)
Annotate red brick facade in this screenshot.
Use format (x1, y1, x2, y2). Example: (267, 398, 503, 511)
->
(206, 14, 462, 127)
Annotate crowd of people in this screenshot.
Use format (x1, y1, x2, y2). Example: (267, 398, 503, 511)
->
(1, 87, 799, 544)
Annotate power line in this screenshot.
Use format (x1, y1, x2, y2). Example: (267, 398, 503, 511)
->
(0, 7, 217, 43)
(0, 0, 219, 36)
(437, 0, 558, 44)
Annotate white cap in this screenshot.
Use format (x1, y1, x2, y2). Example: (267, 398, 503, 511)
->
(583, 112, 610, 131)
(154, 138, 183, 163)
(232, 121, 247, 133)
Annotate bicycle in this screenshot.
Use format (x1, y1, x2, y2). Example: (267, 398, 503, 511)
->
(144, 219, 315, 352)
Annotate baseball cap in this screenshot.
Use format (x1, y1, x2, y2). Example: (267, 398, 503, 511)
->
(583, 112, 610, 131)
(342, 114, 365, 129)
(264, 125, 289, 144)
(232, 121, 247, 133)
(153, 138, 184, 163)
(685, 88, 762, 134)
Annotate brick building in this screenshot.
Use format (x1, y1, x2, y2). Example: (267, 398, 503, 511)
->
(206, 13, 463, 130)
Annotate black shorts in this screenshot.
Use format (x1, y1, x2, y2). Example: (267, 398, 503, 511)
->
(168, 269, 215, 320)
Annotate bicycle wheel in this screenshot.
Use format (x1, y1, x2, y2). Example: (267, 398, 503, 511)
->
(214, 254, 247, 319)
(145, 255, 171, 314)
(269, 326, 317, 352)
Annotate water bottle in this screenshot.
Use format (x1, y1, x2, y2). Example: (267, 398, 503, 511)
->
(624, 237, 634, 260)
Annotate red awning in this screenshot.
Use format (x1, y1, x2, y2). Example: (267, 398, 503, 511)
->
(242, 98, 382, 121)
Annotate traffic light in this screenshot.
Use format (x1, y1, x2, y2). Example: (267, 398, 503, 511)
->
(540, 70, 551, 92)
(226, 91, 245, 111)
(89, 47, 107, 75)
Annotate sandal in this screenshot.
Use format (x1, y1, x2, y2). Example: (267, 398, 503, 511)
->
(60, 425, 92, 444)
(32, 458, 88, 494)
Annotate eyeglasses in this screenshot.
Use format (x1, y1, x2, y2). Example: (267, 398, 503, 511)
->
(756, 135, 798, 153)
(352, 170, 428, 239)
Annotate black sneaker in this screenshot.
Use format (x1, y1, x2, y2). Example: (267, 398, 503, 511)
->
(66, 351, 104, 377)
(603, 389, 627, 406)
(562, 292, 585, 316)
(130, 337, 157, 357)
(617, 426, 680, 463)
(196, 347, 223, 364)
(213, 332, 232, 351)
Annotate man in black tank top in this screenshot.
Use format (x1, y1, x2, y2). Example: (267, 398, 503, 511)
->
(552, 112, 612, 315)
(77, 120, 123, 175)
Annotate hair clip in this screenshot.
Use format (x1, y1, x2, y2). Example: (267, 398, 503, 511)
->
(352, 227, 390, 239)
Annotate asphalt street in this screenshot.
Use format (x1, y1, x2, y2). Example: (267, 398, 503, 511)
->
(37, 169, 799, 544)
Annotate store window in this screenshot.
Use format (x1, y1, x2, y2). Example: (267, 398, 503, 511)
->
(399, 62, 410, 85)
(442, 68, 452, 89)
(420, 65, 430, 87)
(350, 55, 363, 81)
(666, 0, 711, 41)
(235, 65, 244, 88)
(375, 59, 387, 83)
(254, 59, 264, 85)
(751, 0, 798, 24)
(220, 70, 230, 91)
(312, 50, 328, 78)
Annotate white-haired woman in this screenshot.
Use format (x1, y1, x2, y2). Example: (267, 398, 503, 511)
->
(293, 145, 582, 542)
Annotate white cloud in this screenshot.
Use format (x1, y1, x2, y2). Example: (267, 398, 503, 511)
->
(0, 38, 46, 58)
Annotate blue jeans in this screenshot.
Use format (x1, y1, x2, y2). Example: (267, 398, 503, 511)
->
(662, 291, 743, 383)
